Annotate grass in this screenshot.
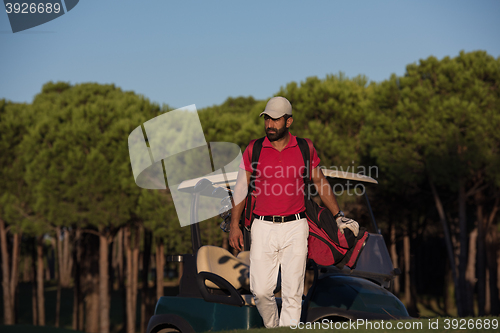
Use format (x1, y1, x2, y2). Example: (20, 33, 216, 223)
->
(2, 317, 499, 333)
(213, 317, 500, 333)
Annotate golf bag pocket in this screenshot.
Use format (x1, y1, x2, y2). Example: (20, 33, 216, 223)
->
(305, 197, 368, 268)
(307, 218, 348, 266)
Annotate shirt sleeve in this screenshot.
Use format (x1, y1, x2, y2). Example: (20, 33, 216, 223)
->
(239, 144, 253, 172)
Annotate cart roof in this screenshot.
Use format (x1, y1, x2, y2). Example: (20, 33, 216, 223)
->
(177, 169, 377, 192)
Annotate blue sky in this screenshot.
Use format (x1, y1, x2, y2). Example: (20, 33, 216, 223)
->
(1, 0, 499, 109)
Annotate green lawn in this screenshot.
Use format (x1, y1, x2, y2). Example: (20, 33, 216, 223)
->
(215, 317, 499, 333)
(2, 317, 499, 333)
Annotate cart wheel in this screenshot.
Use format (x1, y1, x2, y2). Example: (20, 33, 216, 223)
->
(317, 315, 349, 322)
(147, 314, 195, 333)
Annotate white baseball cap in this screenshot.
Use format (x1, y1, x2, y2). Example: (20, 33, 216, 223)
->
(259, 97, 292, 118)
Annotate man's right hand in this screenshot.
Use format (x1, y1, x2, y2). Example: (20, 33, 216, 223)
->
(229, 226, 244, 252)
(228, 169, 251, 252)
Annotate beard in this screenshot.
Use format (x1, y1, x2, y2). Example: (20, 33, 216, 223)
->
(266, 125, 289, 142)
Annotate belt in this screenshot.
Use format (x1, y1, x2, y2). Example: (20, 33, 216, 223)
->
(254, 211, 306, 223)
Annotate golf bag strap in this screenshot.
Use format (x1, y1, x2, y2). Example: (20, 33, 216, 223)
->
(296, 137, 314, 181)
(249, 137, 265, 193)
(244, 137, 265, 226)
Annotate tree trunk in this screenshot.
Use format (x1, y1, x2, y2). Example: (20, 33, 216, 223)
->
(498, 247, 500, 313)
(61, 229, 72, 287)
(55, 282, 61, 327)
(486, 224, 500, 315)
(72, 228, 83, 331)
(55, 227, 62, 328)
(110, 233, 117, 291)
(11, 230, 21, 323)
(117, 229, 124, 285)
(63, 228, 73, 287)
(116, 228, 126, 330)
(0, 219, 15, 325)
(390, 221, 400, 295)
(85, 285, 99, 333)
(429, 179, 462, 316)
(465, 227, 477, 316)
(133, 227, 140, 331)
(36, 236, 45, 326)
(99, 232, 110, 333)
(444, 261, 452, 315)
(487, 200, 499, 315)
(141, 229, 152, 333)
(125, 225, 140, 333)
(457, 181, 472, 316)
(404, 222, 418, 317)
(31, 241, 38, 325)
(476, 192, 487, 316)
(156, 240, 164, 300)
(82, 233, 99, 333)
(56, 226, 73, 288)
(125, 227, 132, 333)
(486, 267, 491, 314)
(404, 232, 410, 306)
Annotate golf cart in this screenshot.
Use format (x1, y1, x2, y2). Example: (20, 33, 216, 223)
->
(146, 170, 409, 333)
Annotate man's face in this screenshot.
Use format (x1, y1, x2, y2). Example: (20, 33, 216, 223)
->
(264, 115, 290, 142)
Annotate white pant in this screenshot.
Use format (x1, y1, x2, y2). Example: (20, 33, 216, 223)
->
(249, 218, 308, 328)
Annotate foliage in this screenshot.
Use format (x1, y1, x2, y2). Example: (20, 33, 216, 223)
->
(277, 73, 371, 169)
(199, 96, 262, 150)
(362, 51, 500, 191)
(20, 82, 161, 234)
(0, 100, 37, 234)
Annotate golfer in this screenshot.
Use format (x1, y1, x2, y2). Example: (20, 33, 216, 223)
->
(229, 97, 344, 327)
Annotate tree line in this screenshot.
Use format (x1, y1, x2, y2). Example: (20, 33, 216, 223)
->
(1, 50, 499, 332)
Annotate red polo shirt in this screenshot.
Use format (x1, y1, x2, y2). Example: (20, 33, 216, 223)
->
(240, 133, 320, 216)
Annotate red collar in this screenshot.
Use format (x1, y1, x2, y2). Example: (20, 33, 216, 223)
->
(262, 132, 298, 150)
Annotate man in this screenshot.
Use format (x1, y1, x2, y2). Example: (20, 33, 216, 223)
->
(228, 96, 344, 327)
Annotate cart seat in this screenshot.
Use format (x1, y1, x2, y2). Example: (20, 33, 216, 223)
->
(236, 250, 250, 266)
(197, 245, 250, 291)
